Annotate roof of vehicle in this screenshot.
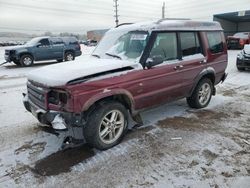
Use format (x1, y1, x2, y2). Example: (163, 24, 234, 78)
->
(113, 19, 223, 32)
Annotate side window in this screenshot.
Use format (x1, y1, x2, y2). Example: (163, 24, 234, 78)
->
(150, 32, 178, 61)
(39, 39, 50, 46)
(207, 32, 223, 54)
(180, 32, 201, 56)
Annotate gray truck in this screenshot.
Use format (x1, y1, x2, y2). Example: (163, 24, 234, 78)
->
(4, 36, 82, 66)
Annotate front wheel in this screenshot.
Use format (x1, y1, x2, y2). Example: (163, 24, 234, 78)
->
(20, 54, 34, 67)
(187, 78, 213, 109)
(84, 101, 128, 150)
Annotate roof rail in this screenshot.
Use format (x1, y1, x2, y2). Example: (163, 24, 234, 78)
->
(116, 23, 133, 28)
(156, 18, 191, 24)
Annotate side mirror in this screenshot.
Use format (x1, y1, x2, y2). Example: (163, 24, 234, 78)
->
(145, 55, 164, 69)
(36, 43, 42, 47)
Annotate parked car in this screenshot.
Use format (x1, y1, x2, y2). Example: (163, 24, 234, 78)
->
(236, 44, 250, 71)
(227, 32, 250, 49)
(4, 36, 82, 66)
(23, 20, 228, 150)
(82, 39, 98, 46)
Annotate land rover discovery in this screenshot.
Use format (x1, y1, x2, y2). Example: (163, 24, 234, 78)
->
(23, 19, 228, 149)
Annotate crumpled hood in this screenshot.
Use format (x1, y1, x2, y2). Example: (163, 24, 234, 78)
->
(28, 57, 141, 87)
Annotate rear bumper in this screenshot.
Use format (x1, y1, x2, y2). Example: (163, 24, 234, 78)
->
(75, 50, 82, 57)
(23, 94, 85, 140)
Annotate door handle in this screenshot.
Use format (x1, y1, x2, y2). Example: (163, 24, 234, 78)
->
(174, 65, 184, 70)
(200, 59, 207, 64)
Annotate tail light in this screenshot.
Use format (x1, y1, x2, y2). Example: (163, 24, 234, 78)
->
(239, 39, 245, 46)
(77, 42, 81, 50)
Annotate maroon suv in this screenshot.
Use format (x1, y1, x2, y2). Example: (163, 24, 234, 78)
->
(227, 32, 250, 49)
(23, 19, 228, 150)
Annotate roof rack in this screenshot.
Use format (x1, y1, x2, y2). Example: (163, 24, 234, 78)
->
(116, 23, 133, 28)
(156, 18, 191, 24)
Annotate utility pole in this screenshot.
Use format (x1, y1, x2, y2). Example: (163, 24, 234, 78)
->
(162, 2, 165, 19)
(114, 0, 119, 26)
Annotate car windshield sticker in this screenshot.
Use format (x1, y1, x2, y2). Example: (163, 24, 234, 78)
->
(131, 34, 147, 40)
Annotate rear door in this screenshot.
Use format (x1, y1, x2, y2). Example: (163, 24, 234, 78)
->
(177, 31, 206, 96)
(50, 38, 64, 59)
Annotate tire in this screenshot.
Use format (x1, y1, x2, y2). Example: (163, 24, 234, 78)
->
(186, 78, 213, 109)
(64, 51, 75, 61)
(84, 101, 128, 150)
(20, 54, 34, 67)
(237, 66, 245, 71)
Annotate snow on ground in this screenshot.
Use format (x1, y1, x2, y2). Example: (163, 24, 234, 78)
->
(0, 48, 249, 187)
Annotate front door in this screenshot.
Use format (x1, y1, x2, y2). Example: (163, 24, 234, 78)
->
(131, 32, 185, 110)
(34, 38, 52, 61)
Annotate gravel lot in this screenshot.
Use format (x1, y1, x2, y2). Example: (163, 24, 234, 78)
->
(0, 47, 249, 188)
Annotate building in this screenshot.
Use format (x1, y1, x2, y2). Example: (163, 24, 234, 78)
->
(164, 0, 250, 37)
(87, 29, 108, 42)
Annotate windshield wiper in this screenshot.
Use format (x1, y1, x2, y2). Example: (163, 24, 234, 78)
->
(92, 54, 100, 58)
(105, 52, 122, 60)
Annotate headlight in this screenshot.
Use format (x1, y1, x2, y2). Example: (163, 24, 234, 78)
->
(9, 50, 16, 56)
(48, 90, 68, 105)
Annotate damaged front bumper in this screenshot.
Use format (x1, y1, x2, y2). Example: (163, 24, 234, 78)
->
(23, 94, 85, 141)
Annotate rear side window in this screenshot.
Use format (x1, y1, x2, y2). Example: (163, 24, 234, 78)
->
(180, 32, 201, 56)
(207, 32, 223, 54)
(51, 38, 64, 45)
(63, 37, 78, 45)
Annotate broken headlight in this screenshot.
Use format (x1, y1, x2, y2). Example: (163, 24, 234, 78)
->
(48, 90, 68, 105)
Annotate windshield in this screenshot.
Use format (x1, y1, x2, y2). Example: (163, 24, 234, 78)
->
(93, 30, 149, 61)
(25, 38, 41, 46)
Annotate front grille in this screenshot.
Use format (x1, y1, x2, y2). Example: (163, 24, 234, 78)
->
(27, 81, 46, 109)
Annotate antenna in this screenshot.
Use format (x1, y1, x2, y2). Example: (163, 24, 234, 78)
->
(114, 0, 119, 27)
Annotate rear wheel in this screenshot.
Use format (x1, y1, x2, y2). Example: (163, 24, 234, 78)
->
(20, 54, 34, 67)
(64, 51, 75, 61)
(84, 101, 128, 150)
(187, 78, 213, 109)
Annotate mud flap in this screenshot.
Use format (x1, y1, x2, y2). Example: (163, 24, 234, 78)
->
(132, 113, 144, 126)
(221, 73, 228, 83)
